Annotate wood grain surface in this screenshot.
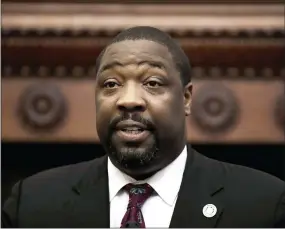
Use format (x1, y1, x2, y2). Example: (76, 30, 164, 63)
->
(2, 78, 284, 143)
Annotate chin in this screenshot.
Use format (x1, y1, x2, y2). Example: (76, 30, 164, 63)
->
(109, 143, 158, 169)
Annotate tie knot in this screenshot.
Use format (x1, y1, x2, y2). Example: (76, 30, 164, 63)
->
(124, 183, 153, 209)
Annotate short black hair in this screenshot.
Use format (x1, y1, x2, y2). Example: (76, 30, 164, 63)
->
(96, 26, 191, 85)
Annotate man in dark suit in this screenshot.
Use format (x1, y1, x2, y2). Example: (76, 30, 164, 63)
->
(2, 26, 285, 228)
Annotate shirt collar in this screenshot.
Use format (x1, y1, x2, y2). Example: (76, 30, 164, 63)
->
(108, 145, 188, 206)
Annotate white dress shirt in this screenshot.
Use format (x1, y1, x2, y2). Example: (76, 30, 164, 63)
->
(108, 146, 187, 228)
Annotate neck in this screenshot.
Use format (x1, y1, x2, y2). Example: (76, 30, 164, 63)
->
(112, 140, 187, 181)
(129, 171, 157, 181)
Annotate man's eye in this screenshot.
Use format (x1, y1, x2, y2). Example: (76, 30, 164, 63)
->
(145, 81, 162, 88)
(103, 81, 119, 88)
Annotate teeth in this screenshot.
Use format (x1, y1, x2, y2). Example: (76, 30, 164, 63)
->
(124, 130, 142, 134)
(122, 128, 143, 132)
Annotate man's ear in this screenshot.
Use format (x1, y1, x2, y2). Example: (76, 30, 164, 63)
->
(184, 82, 192, 116)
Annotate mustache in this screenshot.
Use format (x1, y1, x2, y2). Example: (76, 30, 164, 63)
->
(109, 113, 155, 131)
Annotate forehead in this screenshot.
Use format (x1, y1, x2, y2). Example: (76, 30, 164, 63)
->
(99, 40, 175, 70)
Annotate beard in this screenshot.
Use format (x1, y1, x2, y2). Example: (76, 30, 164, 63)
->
(106, 132, 159, 170)
(104, 112, 159, 170)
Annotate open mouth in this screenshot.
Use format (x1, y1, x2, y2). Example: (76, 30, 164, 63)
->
(115, 121, 151, 142)
(116, 129, 150, 142)
(121, 127, 144, 134)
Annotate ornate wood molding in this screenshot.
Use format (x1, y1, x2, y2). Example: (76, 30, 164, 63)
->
(2, 2, 284, 80)
(2, 3, 284, 35)
(2, 66, 285, 79)
(2, 36, 284, 78)
(2, 78, 284, 143)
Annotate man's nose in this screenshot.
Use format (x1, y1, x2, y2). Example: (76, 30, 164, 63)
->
(116, 83, 146, 112)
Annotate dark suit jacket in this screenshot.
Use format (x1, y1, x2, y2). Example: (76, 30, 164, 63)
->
(2, 146, 285, 228)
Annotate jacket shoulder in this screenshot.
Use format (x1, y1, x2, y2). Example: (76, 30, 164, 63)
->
(22, 155, 107, 193)
(200, 153, 285, 226)
(220, 158, 285, 189)
(196, 151, 285, 189)
(2, 156, 107, 227)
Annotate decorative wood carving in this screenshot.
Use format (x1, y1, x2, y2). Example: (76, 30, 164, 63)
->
(1, 2, 284, 143)
(17, 83, 68, 132)
(3, 65, 285, 79)
(191, 83, 239, 133)
(2, 3, 284, 79)
(2, 3, 284, 33)
(186, 79, 284, 143)
(2, 79, 284, 143)
(2, 40, 284, 78)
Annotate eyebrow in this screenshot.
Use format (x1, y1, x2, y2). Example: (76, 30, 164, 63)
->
(98, 60, 166, 74)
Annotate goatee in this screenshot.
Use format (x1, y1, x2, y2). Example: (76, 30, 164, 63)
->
(107, 142, 159, 169)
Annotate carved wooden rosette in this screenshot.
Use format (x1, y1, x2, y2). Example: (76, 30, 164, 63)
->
(191, 83, 239, 133)
(17, 83, 67, 132)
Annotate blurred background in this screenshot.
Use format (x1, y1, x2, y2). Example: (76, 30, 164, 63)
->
(1, 0, 285, 204)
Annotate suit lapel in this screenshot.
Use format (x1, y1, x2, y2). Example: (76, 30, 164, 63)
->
(69, 156, 110, 228)
(170, 146, 225, 228)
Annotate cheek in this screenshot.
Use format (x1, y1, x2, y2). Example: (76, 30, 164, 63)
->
(96, 93, 117, 113)
(95, 97, 116, 130)
(150, 96, 184, 129)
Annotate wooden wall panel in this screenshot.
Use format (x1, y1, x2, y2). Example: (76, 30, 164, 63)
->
(2, 2, 284, 143)
(2, 79, 99, 142)
(2, 3, 284, 79)
(187, 80, 284, 143)
(2, 38, 284, 76)
(2, 79, 283, 143)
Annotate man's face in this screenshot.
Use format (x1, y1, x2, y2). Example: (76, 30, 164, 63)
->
(95, 40, 191, 178)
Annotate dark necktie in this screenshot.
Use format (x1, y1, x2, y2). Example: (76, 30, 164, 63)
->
(120, 183, 154, 228)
